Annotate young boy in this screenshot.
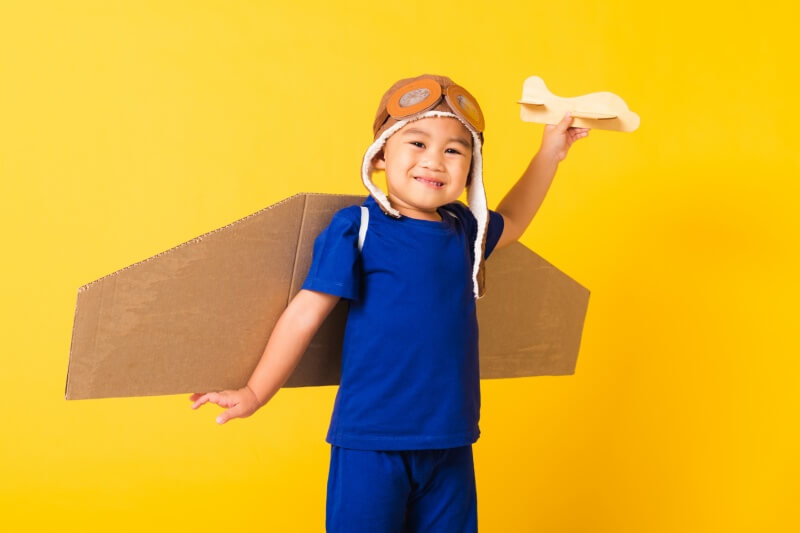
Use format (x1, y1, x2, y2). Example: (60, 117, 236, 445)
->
(190, 73, 589, 532)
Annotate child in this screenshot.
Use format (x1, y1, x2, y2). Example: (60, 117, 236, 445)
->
(190, 73, 589, 532)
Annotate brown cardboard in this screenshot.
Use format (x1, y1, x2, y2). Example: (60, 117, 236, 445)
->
(65, 192, 589, 400)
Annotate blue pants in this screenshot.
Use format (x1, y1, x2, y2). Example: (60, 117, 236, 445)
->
(326, 444, 478, 532)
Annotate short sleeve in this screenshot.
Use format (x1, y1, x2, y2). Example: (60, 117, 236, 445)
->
(300, 206, 361, 301)
(444, 201, 505, 260)
(484, 209, 505, 260)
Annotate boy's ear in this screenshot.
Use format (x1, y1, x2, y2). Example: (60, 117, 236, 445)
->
(371, 149, 386, 170)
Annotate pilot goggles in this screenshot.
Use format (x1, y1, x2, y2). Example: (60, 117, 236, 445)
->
(376, 78, 485, 134)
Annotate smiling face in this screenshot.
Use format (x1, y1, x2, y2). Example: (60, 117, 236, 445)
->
(371, 116, 473, 221)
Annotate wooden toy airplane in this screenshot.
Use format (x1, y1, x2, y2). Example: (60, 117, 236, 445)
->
(518, 75, 640, 132)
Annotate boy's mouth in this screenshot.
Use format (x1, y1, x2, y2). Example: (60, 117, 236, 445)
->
(414, 176, 445, 188)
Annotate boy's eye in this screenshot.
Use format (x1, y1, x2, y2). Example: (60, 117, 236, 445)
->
(408, 141, 462, 155)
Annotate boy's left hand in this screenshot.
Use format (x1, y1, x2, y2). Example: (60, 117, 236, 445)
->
(538, 112, 590, 164)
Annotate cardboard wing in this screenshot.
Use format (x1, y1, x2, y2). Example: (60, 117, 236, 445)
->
(66, 192, 590, 400)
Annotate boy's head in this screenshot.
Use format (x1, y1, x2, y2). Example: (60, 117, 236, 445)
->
(360, 73, 491, 299)
(372, 116, 473, 221)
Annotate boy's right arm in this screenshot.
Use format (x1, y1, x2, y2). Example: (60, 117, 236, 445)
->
(189, 289, 341, 424)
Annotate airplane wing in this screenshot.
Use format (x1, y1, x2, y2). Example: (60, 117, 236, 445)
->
(66, 192, 589, 400)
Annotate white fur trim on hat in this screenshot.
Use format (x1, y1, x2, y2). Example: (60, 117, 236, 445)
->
(360, 110, 488, 299)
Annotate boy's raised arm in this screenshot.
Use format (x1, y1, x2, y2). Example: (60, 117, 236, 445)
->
(495, 152, 560, 250)
(190, 289, 341, 424)
(495, 112, 590, 251)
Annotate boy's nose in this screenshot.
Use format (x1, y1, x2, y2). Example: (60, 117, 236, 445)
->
(420, 157, 444, 170)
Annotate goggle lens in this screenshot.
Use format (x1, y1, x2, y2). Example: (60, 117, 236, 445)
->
(387, 79, 442, 117)
(445, 85, 485, 132)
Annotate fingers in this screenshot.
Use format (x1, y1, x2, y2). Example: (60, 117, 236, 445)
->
(191, 392, 213, 409)
(190, 390, 251, 425)
(190, 390, 236, 410)
(559, 112, 574, 132)
(568, 126, 590, 140)
(560, 112, 591, 135)
(216, 403, 247, 425)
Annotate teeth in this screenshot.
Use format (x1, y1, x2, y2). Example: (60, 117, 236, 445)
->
(416, 177, 443, 187)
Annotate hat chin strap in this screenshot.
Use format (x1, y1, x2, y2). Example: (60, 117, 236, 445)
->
(361, 110, 489, 299)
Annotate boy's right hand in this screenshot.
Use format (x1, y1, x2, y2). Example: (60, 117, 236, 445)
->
(189, 385, 262, 424)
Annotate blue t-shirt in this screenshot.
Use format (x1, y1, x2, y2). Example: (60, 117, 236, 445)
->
(301, 194, 505, 450)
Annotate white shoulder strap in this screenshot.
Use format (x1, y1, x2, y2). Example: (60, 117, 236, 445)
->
(358, 206, 369, 252)
(441, 208, 458, 219)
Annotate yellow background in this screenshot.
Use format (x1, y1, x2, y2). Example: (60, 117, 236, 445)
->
(1, 1, 797, 531)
